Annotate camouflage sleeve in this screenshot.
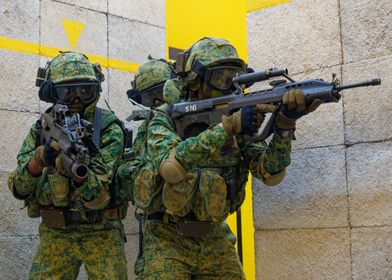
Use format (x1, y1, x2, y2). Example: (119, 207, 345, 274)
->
(132, 119, 148, 155)
(147, 110, 230, 171)
(241, 133, 293, 185)
(75, 122, 124, 201)
(8, 123, 41, 197)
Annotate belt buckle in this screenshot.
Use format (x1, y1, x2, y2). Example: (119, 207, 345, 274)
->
(177, 219, 213, 238)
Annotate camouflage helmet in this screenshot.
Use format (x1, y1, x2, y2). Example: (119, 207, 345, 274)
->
(132, 58, 174, 92)
(47, 51, 98, 84)
(183, 37, 245, 73)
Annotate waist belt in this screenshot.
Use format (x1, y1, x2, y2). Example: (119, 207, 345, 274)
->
(41, 207, 125, 229)
(146, 212, 214, 238)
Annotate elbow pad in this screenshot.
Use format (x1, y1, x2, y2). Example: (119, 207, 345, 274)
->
(159, 155, 187, 184)
(262, 168, 286, 186)
(7, 172, 30, 200)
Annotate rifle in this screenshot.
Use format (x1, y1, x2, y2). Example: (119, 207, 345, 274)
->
(40, 104, 96, 180)
(170, 68, 381, 140)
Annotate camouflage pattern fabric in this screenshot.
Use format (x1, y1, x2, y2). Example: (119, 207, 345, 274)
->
(8, 105, 127, 278)
(29, 223, 127, 280)
(133, 58, 174, 92)
(184, 37, 245, 72)
(48, 52, 98, 84)
(140, 220, 244, 280)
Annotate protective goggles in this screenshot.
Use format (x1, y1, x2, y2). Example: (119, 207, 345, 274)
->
(192, 61, 247, 90)
(128, 83, 165, 108)
(52, 83, 100, 104)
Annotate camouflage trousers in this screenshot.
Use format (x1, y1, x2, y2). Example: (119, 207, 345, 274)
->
(29, 223, 128, 280)
(139, 220, 245, 280)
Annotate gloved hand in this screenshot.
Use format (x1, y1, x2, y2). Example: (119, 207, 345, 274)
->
(222, 104, 276, 136)
(33, 139, 60, 168)
(275, 89, 322, 130)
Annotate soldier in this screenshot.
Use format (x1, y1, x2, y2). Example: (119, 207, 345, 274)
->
(134, 37, 321, 279)
(7, 51, 128, 279)
(116, 57, 176, 278)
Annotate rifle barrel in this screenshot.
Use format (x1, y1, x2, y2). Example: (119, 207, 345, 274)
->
(336, 79, 381, 91)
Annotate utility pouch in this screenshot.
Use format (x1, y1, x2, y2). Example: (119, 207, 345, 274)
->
(41, 208, 68, 229)
(177, 219, 213, 238)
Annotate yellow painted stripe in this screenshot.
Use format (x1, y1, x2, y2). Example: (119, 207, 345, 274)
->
(246, 0, 291, 13)
(0, 36, 140, 73)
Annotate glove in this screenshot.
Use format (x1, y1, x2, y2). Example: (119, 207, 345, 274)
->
(275, 89, 322, 130)
(33, 139, 60, 168)
(222, 104, 276, 136)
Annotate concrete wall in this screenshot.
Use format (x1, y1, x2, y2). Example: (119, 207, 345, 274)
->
(0, 0, 390, 279)
(248, 0, 392, 279)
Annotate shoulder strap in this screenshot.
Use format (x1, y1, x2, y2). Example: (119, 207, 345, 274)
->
(92, 107, 102, 149)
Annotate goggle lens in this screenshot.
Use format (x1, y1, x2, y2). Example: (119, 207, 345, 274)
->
(53, 84, 99, 104)
(207, 67, 246, 90)
(139, 84, 164, 107)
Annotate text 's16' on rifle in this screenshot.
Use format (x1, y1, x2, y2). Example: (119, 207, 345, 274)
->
(170, 68, 381, 140)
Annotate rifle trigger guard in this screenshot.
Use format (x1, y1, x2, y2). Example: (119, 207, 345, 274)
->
(243, 106, 280, 142)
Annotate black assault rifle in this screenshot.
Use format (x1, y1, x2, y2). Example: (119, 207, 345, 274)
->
(39, 104, 96, 180)
(170, 68, 381, 140)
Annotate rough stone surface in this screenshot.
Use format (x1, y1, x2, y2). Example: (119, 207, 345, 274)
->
(55, 0, 108, 12)
(343, 56, 392, 144)
(253, 146, 348, 230)
(0, 0, 39, 42)
(41, 0, 108, 57)
(108, 15, 166, 65)
(351, 226, 392, 280)
(0, 110, 39, 173)
(0, 51, 40, 113)
(109, 0, 165, 27)
(247, 0, 341, 74)
(0, 236, 39, 280)
(255, 228, 351, 280)
(0, 172, 41, 236)
(347, 141, 392, 227)
(341, 0, 392, 63)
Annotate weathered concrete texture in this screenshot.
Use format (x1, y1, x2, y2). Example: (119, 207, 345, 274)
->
(255, 228, 351, 280)
(108, 0, 165, 27)
(108, 15, 166, 65)
(123, 204, 140, 235)
(247, 0, 341, 75)
(347, 141, 392, 227)
(0, 50, 40, 113)
(253, 146, 348, 230)
(0, 172, 41, 235)
(0, 236, 39, 280)
(351, 226, 392, 280)
(41, 0, 108, 57)
(107, 68, 138, 120)
(55, 0, 108, 13)
(341, 0, 392, 63)
(0, 0, 39, 41)
(0, 110, 39, 173)
(343, 55, 392, 144)
(291, 66, 344, 149)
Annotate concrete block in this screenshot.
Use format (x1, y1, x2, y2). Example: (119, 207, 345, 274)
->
(247, 0, 341, 74)
(0, 0, 39, 41)
(352, 226, 392, 280)
(108, 0, 165, 27)
(107, 68, 138, 121)
(0, 50, 40, 113)
(108, 15, 165, 65)
(41, 0, 107, 56)
(255, 228, 351, 280)
(341, 0, 392, 63)
(55, 0, 108, 13)
(252, 146, 348, 230)
(0, 172, 41, 236)
(343, 56, 392, 144)
(125, 234, 139, 280)
(0, 236, 39, 280)
(0, 110, 39, 173)
(347, 141, 392, 227)
(123, 204, 140, 235)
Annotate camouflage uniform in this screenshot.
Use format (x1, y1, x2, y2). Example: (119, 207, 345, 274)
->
(131, 38, 293, 279)
(116, 58, 176, 277)
(8, 52, 127, 280)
